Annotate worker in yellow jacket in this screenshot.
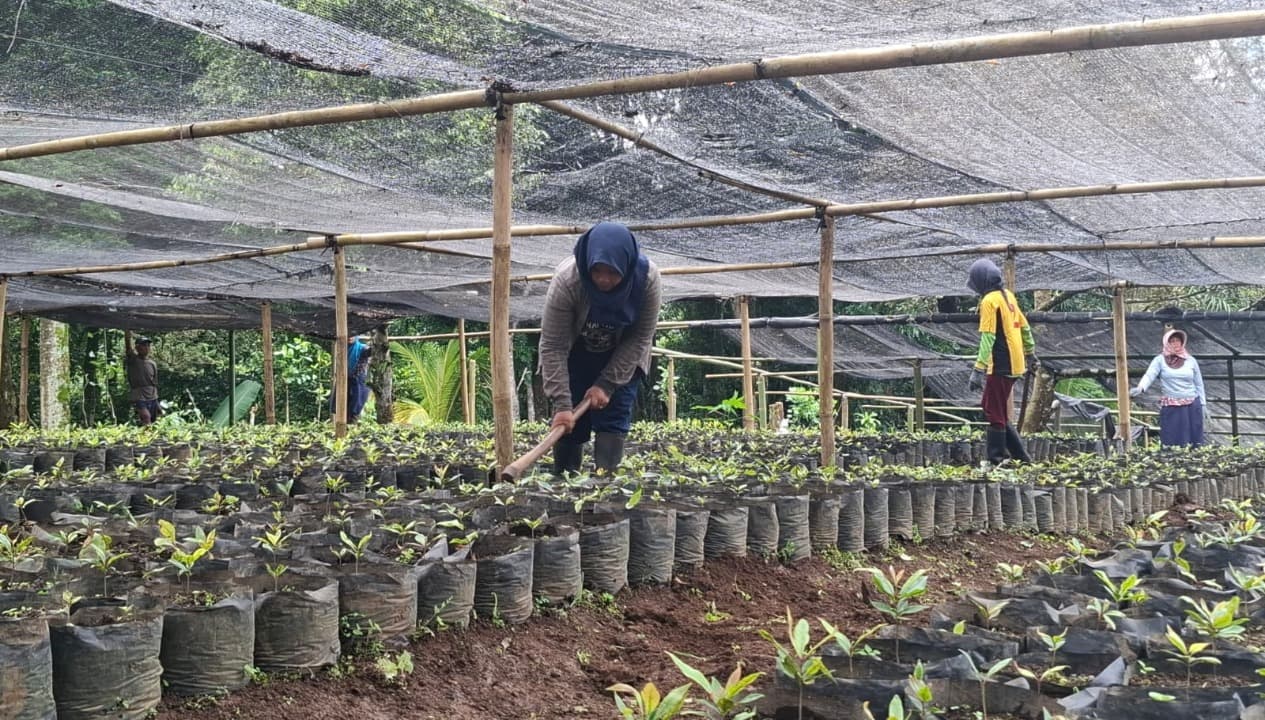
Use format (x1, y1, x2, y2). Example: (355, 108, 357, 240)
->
(966, 259, 1038, 464)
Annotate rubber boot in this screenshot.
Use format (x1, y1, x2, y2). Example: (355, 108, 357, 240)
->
(986, 428, 1010, 465)
(1004, 425, 1032, 463)
(593, 432, 626, 474)
(552, 441, 583, 476)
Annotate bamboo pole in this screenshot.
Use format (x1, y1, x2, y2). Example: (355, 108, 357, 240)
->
(491, 103, 516, 471)
(666, 356, 677, 422)
(912, 359, 926, 431)
(6, 10, 1265, 162)
(261, 302, 276, 425)
(458, 318, 473, 425)
(1112, 284, 1131, 449)
(17, 317, 29, 425)
(228, 329, 237, 426)
(333, 246, 349, 438)
(818, 215, 836, 466)
(1003, 249, 1017, 423)
(467, 357, 478, 422)
(738, 295, 756, 431)
(757, 374, 769, 431)
(14, 183, 1265, 282)
(1228, 358, 1240, 444)
(0, 280, 6, 424)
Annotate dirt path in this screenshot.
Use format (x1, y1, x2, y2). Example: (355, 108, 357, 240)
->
(161, 532, 1103, 720)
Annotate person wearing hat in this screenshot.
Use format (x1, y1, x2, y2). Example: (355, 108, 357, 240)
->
(1130, 328, 1207, 447)
(966, 259, 1038, 464)
(540, 222, 662, 475)
(124, 330, 160, 425)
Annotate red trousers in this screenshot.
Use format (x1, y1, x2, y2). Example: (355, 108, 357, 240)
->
(981, 374, 1016, 429)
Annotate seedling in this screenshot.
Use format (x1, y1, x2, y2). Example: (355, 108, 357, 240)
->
(862, 695, 909, 720)
(958, 650, 1012, 720)
(1086, 597, 1125, 631)
(968, 595, 1012, 631)
(0, 525, 38, 570)
(336, 531, 372, 574)
(1093, 570, 1146, 609)
(1036, 628, 1067, 665)
(1182, 596, 1247, 642)
(857, 566, 929, 662)
(703, 601, 730, 624)
(608, 681, 690, 720)
(253, 523, 295, 592)
(375, 651, 413, 686)
(758, 609, 833, 720)
(153, 520, 217, 592)
(1161, 626, 1220, 700)
(668, 652, 763, 720)
(819, 620, 884, 676)
(995, 562, 1025, 584)
(1013, 662, 1069, 699)
(78, 531, 129, 596)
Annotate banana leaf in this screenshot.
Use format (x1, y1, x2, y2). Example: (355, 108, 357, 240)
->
(210, 380, 262, 427)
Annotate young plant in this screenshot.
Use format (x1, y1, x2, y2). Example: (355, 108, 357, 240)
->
(1182, 596, 1247, 642)
(375, 650, 414, 687)
(78, 531, 130, 596)
(1036, 628, 1067, 665)
(1012, 662, 1069, 699)
(1161, 626, 1220, 700)
(1093, 571, 1147, 609)
(903, 660, 936, 720)
(968, 595, 1012, 632)
(253, 523, 295, 592)
(995, 562, 1026, 584)
(862, 695, 909, 720)
(958, 651, 1012, 720)
(153, 520, 217, 592)
(0, 525, 38, 571)
(1086, 597, 1125, 631)
(857, 566, 929, 662)
(819, 621, 884, 676)
(607, 681, 691, 720)
(667, 652, 763, 720)
(336, 531, 372, 575)
(758, 609, 833, 720)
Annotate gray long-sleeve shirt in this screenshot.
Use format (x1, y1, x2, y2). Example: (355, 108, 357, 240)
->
(539, 256, 662, 412)
(1136, 354, 1205, 405)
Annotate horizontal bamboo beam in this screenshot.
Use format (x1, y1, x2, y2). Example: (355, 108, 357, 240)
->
(4, 10, 1264, 162)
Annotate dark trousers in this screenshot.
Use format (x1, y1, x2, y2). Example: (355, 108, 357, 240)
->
(981, 374, 1017, 429)
(562, 348, 641, 444)
(1159, 399, 1204, 447)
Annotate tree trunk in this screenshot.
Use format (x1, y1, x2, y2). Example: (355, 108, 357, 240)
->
(39, 319, 70, 428)
(368, 325, 393, 424)
(81, 328, 101, 426)
(1022, 290, 1057, 434)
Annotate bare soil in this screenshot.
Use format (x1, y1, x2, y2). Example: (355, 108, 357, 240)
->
(159, 531, 1107, 720)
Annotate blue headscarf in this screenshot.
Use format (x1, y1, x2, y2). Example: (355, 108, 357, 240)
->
(574, 222, 650, 327)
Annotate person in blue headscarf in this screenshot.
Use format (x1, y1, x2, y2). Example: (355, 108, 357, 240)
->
(539, 222, 663, 475)
(330, 336, 371, 423)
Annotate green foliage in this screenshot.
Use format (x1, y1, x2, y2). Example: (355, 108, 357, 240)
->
(1162, 626, 1220, 699)
(857, 566, 929, 662)
(608, 681, 691, 720)
(153, 519, 217, 591)
(1182, 596, 1247, 641)
(958, 651, 1013, 720)
(375, 651, 414, 686)
(392, 340, 467, 425)
(785, 387, 819, 429)
(758, 609, 833, 720)
(210, 380, 263, 427)
(668, 652, 763, 720)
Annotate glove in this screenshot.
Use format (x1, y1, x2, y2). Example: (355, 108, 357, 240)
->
(1024, 352, 1040, 371)
(967, 368, 985, 392)
(1128, 385, 1143, 398)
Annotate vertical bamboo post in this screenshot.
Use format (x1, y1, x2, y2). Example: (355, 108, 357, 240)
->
(261, 302, 276, 424)
(738, 295, 755, 431)
(757, 373, 769, 430)
(818, 215, 836, 465)
(1112, 283, 1131, 449)
(490, 102, 515, 470)
(666, 356, 677, 422)
(467, 357, 478, 423)
(228, 329, 237, 426)
(1228, 358, 1239, 443)
(18, 316, 29, 425)
(458, 318, 472, 424)
(912, 359, 925, 431)
(1003, 249, 1018, 424)
(771, 401, 785, 430)
(0, 279, 6, 422)
(332, 245, 349, 438)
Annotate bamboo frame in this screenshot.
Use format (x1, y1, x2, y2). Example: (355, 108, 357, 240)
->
(491, 103, 515, 470)
(818, 215, 836, 466)
(458, 318, 473, 425)
(5, 10, 1264, 162)
(1112, 284, 1131, 448)
(666, 356, 677, 422)
(261, 302, 276, 425)
(467, 357, 478, 423)
(738, 296, 756, 431)
(912, 359, 925, 431)
(228, 329, 237, 426)
(0, 280, 6, 422)
(18, 317, 29, 425)
(332, 246, 349, 438)
(757, 374, 769, 430)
